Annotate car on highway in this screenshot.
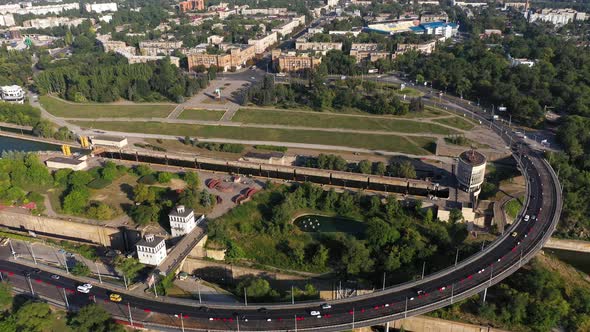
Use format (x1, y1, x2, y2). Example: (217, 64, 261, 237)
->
(321, 303, 332, 310)
(77, 285, 90, 293)
(50, 275, 60, 280)
(511, 231, 518, 237)
(82, 283, 93, 289)
(310, 310, 321, 316)
(31, 268, 41, 274)
(524, 215, 530, 222)
(109, 293, 122, 302)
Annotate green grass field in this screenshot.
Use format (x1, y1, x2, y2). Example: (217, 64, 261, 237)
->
(232, 109, 457, 135)
(40, 96, 175, 118)
(73, 120, 436, 155)
(505, 196, 524, 218)
(178, 108, 226, 121)
(433, 116, 475, 131)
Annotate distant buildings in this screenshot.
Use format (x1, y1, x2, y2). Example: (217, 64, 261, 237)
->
(97, 36, 180, 67)
(136, 234, 167, 266)
(349, 43, 390, 63)
(0, 3, 79, 15)
(457, 150, 487, 193)
(243, 151, 287, 165)
(169, 205, 203, 237)
(238, 6, 288, 15)
(0, 85, 24, 104)
(272, 49, 322, 72)
(420, 11, 449, 23)
(527, 8, 586, 26)
(178, 0, 205, 12)
(186, 44, 256, 71)
(367, 20, 459, 40)
(84, 2, 118, 13)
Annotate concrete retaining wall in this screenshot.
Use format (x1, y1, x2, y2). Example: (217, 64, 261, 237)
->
(355, 315, 511, 332)
(0, 211, 141, 250)
(545, 238, 590, 253)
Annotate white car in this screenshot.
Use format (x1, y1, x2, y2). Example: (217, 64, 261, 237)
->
(321, 303, 332, 310)
(77, 285, 90, 293)
(310, 310, 321, 316)
(82, 283, 93, 289)
(524, 215, 530, 222)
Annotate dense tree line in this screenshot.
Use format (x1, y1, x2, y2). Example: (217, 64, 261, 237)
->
(302, 154, 416, 178)
(0, 47, 33, 87)
(0, 152, 51, 214)
(36, 54, 203, 103)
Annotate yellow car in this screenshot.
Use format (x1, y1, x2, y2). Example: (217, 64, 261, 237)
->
(109, 293, 122, 302)
(511, 232, 518, 237)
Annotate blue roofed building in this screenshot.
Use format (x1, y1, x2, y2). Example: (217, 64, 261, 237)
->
(410, 21, 459, 39)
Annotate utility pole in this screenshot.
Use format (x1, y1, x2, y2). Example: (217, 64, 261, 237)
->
(153, 282, 158, 298)
(454, 248, 459, 267)
(197, 279, 202, 304)
(294, 315, 298, 332)
(123, 275, 128, 290)
(9, 239, 16, 260)
(29, 243, 37, 264)
(62, 252, 69, 274)
(244, 288, 247, 306)
(27, 275, 34, 296)
(404, 296, 408, 318)
(95, 262, 102, 284)
(382, 272, 386, 291)
(235, 313, 239, 332)
(291, 285, 294, 304)
(180, 313, 185, 332)
(127, 302, 134, 327)
(352, 307, 355, 330)
(421, 261, 426, 279)
(450, 283, 455, 304)
(63, 288, 69, 309)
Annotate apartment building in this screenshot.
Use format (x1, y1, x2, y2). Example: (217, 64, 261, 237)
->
(178, 0, 205, 12)
(349, 43, 391, 62)
(97, 35, 127, 53)
(117, 49, 180, 66)
(0, 3, 79, 15)
(247, 32, 278, 54)
(239, 7, 288, 15)
(187, 44, 256, 71)
(420, 11, 449, 23)
(272, 49, 322, 72)
(295, 41, 343, 52)
(527, 8, 586, 25)
(0, 14, 14, 27)
(139, 40, 183, 56)
(23, 17, 88, 29)
(84, 2, 117, 13)
(271, 15, 306, 36)
(396, 40, 437, 55)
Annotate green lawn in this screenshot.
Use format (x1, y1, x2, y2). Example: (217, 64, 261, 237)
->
(433, 116, 475, 131)
(40, 96, 175, 118)
(232, 109, 457, 135)
(505, 196, 524, 218)
(178, 108, 225, 121)
(72, 121, 436, 154)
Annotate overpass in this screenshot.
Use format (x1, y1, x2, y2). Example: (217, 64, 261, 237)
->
(0, 92, 562, 331)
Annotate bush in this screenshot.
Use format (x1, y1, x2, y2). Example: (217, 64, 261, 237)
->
(157, 172, 173, 184)
(138, 174, 157, 185)
(71, 261, 90, 276)
(254, 145, 288, 152)
(134, 165, 153, 177)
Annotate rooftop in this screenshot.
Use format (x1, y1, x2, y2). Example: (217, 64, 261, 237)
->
(136, 235, 165, 248)
(244, 151, 285, 160)
(459, 150, 486, 166)
(46, 157, 85, 165)
(168, 205, 194, 218)
(92, 135, 126, 142)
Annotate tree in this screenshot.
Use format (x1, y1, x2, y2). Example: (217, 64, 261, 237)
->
(157, 172, 173, 184)
(358, 160, 372, 174)
(129, 204, 159, 225)
(341, 238, 374, 275)
(133, 184, 155, 203)
(14, 302, 53, 332)
(72, 261, 91, 276)
(0, 282, 11, 307)
(68, 304, 124, 332)
(62, 187, 90, 214)
(183, 171, 200, 188)
(311, 244, 329, 267)
(114, 256, 144, 282)
(449, 208, 463, 223)
(374, 161, 386, 176)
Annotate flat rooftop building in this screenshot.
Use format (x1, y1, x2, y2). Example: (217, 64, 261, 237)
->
(90, 136, 128, 148)
(45, 157, 88, 171)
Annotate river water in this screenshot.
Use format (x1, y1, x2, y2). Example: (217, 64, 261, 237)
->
(0, 135, 60, 153)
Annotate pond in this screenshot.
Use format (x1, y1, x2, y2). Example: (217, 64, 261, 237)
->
(293, 214, 366, 235)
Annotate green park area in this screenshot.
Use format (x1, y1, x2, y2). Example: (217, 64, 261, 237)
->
(72, 121, 436, 155)
(40, 96, 175, 118)
(232, 108, 458, 134)
(433, 116, 476, 131)
(208, 182, 475, 282)
(178, 108, 226, 121)
(504, 196, 524, 219)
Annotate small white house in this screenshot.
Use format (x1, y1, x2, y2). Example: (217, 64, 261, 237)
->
(136, 234, 167, 266)
(169, 205, 204, 237)
(90, 136, 128, 148)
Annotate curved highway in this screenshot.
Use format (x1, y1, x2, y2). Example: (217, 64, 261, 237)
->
(0, 94, 562, 331)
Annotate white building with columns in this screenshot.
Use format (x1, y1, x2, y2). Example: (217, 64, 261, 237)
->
(136, 234, 167, 266)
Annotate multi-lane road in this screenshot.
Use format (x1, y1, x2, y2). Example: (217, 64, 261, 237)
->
(1, 81, 562, 331)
